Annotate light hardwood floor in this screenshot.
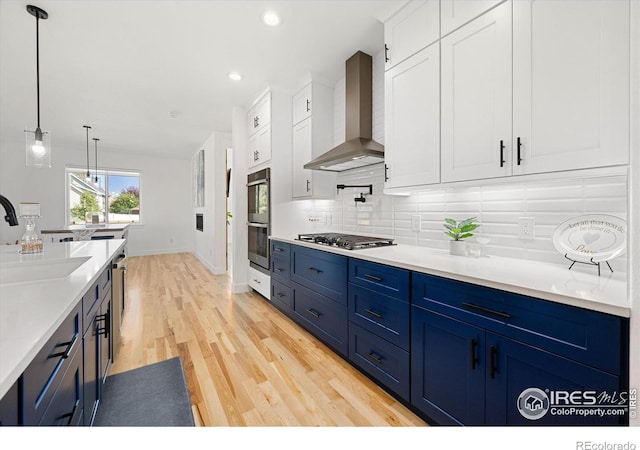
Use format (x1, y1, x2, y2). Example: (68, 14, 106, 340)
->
(109, 253, 426, 427)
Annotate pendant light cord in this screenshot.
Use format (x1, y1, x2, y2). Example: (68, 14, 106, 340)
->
(35, 14, 40, 129)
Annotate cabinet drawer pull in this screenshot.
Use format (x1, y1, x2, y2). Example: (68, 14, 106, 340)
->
(517, 137, 523, 165)
(365, 352, 383, 365)
(461, 302, 511, 319)
(274, 268, 284, 272)
(253, 278, 261, 284)
(363, 274, 382, 282)
(59, 399, 80, 426)
(96, 312, 110, 337)
(305, 308, 321, 318)
(307, 267, 322, 274)
(274, 247, 284, 252)
(470, 338, 478, 371)
(499, 140, 505, 167)
(364, 308, 382, 319)
(277, 292, 286, 298)
(50, 334, 78, 359)
(489, 345, 497, 379)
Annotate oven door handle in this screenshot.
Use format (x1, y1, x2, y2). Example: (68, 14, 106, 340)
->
(247, 179, 268, 187)
(247, 222, 268, 228)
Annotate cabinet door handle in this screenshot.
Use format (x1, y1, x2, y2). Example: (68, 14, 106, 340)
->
(517, 137, 523, 165)
(307, 267, 322, 274)
(96, 312, 110, 338)
(489, 345, 497, 379)
(470, 338, 478, 371)
(256, 150, 260, 160)
(50, 334, 78, 359)
(306, 179, 311, 192)
(306, 99, 310, 112)
(461, 302, 511, 319)
(255, 116, 260, 128)
(366, 352, 383, 365)
(499, 140, 505, 167)
(364, 308, 382, 319)
(364, 274, 382, 282)
(306, 308, 321, 318)
(384, 44, 390, 63)
(384, 164, 389, 182)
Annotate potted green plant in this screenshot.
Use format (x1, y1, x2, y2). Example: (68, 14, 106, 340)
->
(444, 217, 479, 255)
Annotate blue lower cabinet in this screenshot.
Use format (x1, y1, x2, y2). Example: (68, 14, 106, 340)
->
(0, 382, 19, 426)
(291, 246, 347, 305)
(349, 323, 410, 401)
(292, 283, 348, 357)
(271, 278, 293, 313)
(411, 306, 485, 425)
(485, 333, 622, 426)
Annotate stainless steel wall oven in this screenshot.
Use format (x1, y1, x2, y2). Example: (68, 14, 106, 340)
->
(247, 168, 270, 273)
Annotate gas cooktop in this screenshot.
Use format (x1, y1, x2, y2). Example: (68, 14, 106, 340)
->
(296, 232, 395, 250)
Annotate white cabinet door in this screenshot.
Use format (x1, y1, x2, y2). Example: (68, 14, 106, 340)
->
(292, 83, 312, 125)
(248, 92, 271, 136)
(384, 44, 440, 189)
(441, 0, 505, 36)
(249, 126, 271, 168)
(292, 118, 313, 198)
(512, 0, 630, 175)
(441, 1, 512, 183)
(384, 0, 439, 70)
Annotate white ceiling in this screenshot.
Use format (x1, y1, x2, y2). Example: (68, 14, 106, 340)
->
(0, 0, 406, 159)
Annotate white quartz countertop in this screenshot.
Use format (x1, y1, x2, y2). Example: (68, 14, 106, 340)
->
(0, 239, 126, 399)
(271, 236, 630, 319)
(41, 223, 130, 233)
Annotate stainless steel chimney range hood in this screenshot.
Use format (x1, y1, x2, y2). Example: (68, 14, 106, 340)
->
(304, 51, 384, 172)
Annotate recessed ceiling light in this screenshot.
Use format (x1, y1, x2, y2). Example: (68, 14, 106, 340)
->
(228, 72, 242, 81)
(262, 11, 281, 27)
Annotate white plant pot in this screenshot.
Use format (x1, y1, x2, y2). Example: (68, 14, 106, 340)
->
(449, 240, 466, 256)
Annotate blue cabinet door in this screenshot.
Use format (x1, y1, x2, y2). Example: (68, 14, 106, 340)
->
(291, 246, 347, 305)
(411, 306, 485, 425)
(485, 333, 624, 426)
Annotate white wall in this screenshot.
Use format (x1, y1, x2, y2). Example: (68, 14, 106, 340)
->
(192, 131, 232, 275)
(0, 137, 192, 256)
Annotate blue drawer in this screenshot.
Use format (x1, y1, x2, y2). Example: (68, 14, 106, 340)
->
(412, 272, 626, 375)
(348, 283, 410, 350)
(292, 283, 348, 357)
(271, 278, 292, 312)
(270, 240, 291, 284)
(349, 323, 410, 402)
(349, 259, 410, 301)
(291, 245, 347, 305)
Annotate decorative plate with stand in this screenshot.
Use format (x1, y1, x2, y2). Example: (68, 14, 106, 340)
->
(552, 214, 626, 276)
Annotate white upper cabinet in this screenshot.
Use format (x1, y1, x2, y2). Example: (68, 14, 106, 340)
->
(384, 0, 439, 71)
(385, 43, 440, 189)
(292, 118, 313, 198)
(512, 0, 630, 175)
(247, 91, 271, 136)
(441, 1, 512, 183)
(291, 81, 335, 199)
(440, 0, 505, 37)
(292, 83, 313, 126)
(248, 91, 272, 168)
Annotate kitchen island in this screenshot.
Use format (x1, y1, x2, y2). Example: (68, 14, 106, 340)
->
(0, 239, 126, 401)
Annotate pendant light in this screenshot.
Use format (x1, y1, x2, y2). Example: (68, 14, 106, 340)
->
(83, 125, 92, 182)
(25, 5, 51, 168)
(92, 138, 100, 186)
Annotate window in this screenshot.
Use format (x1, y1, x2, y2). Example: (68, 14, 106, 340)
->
(66, 167, 141, 225)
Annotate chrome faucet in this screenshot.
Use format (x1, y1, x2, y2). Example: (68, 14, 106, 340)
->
(0, 195, 19, 226)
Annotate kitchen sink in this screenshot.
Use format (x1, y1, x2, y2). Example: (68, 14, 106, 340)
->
(0, 256, 91, 285)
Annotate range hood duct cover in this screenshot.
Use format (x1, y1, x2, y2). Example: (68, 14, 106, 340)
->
(304, 51, 384, 172)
